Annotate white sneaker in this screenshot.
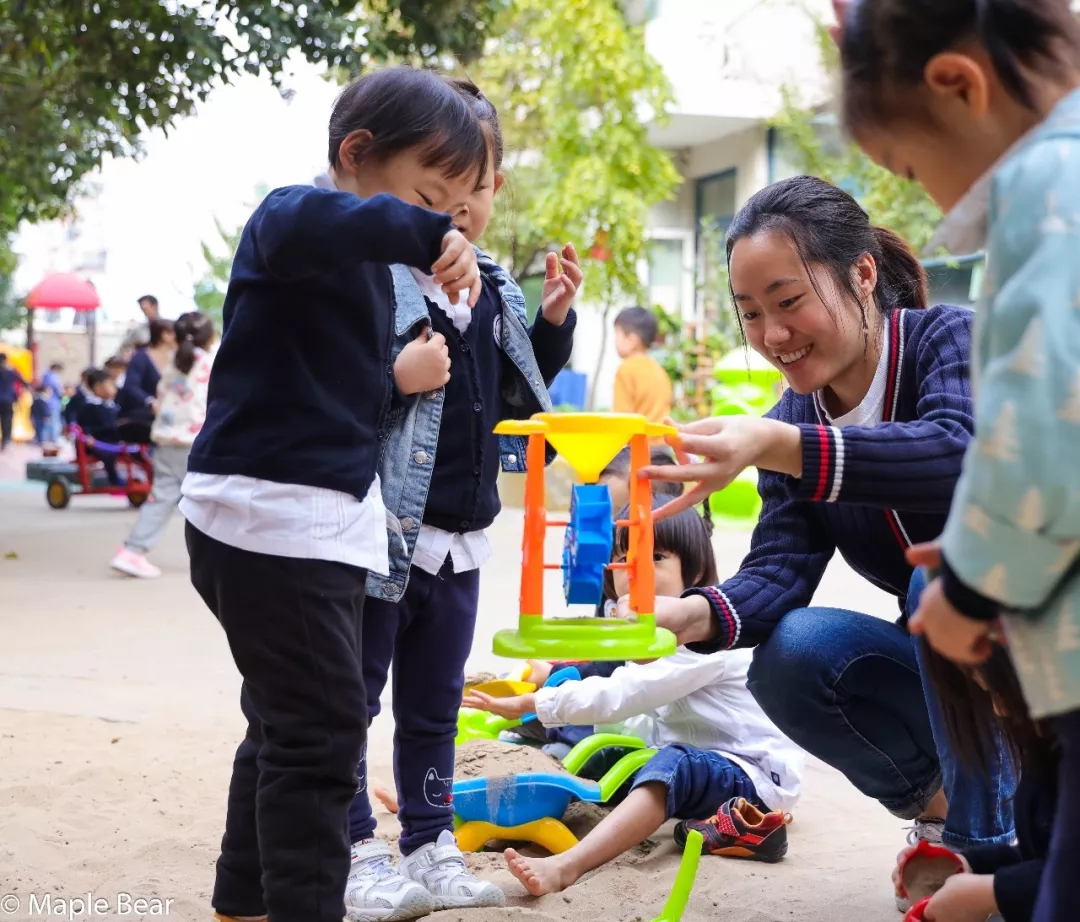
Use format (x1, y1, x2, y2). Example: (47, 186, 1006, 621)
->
(399, 830, 506, 910)
(345, 840, 435, 922)
(110, 548, 162, 579)
(896, 817, 947, 912)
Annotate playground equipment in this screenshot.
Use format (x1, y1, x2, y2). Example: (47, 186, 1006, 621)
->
(26, 425, 152, 509)
(453, 733, 657, 853)
(651, 830, 703, 922)
(0, 344, 34, 443)
(491, 412, 678, 662)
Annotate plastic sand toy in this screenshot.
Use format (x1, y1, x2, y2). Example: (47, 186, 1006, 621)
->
(650, 830, 703, 922)
(453, 734, 656, 854)
(492, 412, 678, 662)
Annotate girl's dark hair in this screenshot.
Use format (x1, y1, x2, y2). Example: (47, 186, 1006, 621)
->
(600, 446, 683, 497)
(328, 66, 489, 182)
(444, 76, 504, 172)
(173, 311, 215, 375)
(839, 0, 1080, 134)
(147, 318, 175, 348)
(919, 639, 1056, 777)
(605, 495, 718, 601)
(726, 175, 927, 341)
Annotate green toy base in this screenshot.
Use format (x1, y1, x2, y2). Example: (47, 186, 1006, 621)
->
(493, 618, 677, 661)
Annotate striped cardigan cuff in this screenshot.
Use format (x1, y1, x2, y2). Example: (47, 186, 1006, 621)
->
(794, 423, 845, 503)
(683, 585, 741, 650)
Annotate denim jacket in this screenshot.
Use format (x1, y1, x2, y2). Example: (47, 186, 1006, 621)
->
(367, 251, 559, 602)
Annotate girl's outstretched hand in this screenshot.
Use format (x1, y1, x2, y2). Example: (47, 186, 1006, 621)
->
(540, 243, 582, 326)
(433, 229, 482, 307)
(909, 575, 995, 665)
(461, 689, 536, 720)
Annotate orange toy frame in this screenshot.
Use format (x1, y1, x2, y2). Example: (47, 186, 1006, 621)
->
(491, 413, 678, 661)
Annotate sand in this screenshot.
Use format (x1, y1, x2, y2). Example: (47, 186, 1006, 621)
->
(0, 484, 913, 921)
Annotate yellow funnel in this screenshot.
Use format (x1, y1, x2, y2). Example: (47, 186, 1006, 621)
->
(534, 413, 649, 483)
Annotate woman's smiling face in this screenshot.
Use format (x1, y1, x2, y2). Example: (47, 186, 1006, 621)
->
(728, 229, 877, 398)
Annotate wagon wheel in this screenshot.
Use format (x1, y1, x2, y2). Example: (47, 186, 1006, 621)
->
(46, 478, 71, 510)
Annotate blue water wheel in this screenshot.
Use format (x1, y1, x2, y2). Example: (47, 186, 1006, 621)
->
(562, 484, 614, 606)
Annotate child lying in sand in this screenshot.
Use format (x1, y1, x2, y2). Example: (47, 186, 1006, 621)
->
(461, 501, 805, 896)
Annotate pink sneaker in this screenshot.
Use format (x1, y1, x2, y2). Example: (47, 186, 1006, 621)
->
(110, 548, 162, 579)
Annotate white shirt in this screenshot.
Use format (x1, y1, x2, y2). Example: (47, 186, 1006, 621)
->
(410, 526, 491, 576)
(408, 267, 471, 334)
(533, 647, 804, 813)
(180, 473, 390, 574)
(820, 322, 891, 428)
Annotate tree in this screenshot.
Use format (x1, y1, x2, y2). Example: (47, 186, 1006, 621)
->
(0, 0, 506, 242)
(770, 13, 942, 253)
(193, 219, 245, 329)
(470, 0, 683, 408)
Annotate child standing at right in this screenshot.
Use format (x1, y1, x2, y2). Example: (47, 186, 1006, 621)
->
(833, 2, 1080, 919)
(178, 67, 487, 922)
(612, 305, 672, 425)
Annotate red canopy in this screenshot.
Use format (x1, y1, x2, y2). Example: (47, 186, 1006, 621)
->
(24, 272, 100, 311)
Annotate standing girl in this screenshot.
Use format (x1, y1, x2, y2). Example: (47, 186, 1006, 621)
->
(179, 67, 485, 922)
(343, 78, 580, 920)
(831, 2, 1080, 920)
(111, 311, 215, 579)
(117, 317, 175, 444)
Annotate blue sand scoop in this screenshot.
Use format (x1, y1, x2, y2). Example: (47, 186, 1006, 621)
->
(451, 747, 656, 827)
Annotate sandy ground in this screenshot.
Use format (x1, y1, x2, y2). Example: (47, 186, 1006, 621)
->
(0, 449, 912, 922)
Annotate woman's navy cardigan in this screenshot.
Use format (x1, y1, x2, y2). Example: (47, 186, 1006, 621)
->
(688, 304, 974, 651)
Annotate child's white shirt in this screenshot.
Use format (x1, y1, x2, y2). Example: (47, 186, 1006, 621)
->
(533, 647, 804, 813)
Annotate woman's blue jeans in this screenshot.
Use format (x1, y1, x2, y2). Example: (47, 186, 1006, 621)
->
(747, 570, 1016, 848)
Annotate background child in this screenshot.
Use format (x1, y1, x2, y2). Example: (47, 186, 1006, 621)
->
(834, 2, 1080, 919)
(463, 501, 804, 896)
(893, 644, 1056, 922)
(30, 385, 52, 446)
(76, 369, 123, 484)
(63, 367, 94, 430)
(112, 312, 215, 580)
(612, 305, 672, 426)
(178, 66, 485, 922)
(344, 77, 579, 918)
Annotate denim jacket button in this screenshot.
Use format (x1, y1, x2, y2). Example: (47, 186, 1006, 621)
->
(413, 450, 429, 464)
(400, 517, 416, 532)
(507, 454, 517, 465)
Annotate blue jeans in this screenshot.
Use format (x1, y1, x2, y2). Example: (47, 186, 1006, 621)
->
(631, 743, 764, 820)
(747, 571, 1015, 849)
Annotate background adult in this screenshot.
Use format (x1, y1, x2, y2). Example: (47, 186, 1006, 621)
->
(117, 318, 174, 444)
(640, 176, 1015, 868)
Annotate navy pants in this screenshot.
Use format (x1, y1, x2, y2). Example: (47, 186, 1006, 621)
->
(349, 561, 478, 854)
(747, 570, 1016, 849)
(1034, 708, 1080, 922)
(630, 744, 764, 819)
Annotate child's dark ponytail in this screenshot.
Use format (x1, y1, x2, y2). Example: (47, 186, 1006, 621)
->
(173, 311, 215, 375)
(871, 225, 928, 311)
(839, 0, 1080, 136)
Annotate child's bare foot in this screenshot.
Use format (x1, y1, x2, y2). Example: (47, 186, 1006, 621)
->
(504, 848, 578, 896)
(373, 786, 398, 814)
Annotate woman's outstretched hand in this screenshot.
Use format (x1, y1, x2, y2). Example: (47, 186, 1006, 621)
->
(643, 416, 802, 520)
(614, 594, 718, 647)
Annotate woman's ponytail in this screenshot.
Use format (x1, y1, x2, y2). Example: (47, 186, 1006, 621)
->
(871, 225, 928, 312)
(172, 311, 215, 375)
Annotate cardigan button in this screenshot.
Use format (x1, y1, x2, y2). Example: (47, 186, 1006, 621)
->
(472, 402, 482, 412)
(413, 450, 430, 464)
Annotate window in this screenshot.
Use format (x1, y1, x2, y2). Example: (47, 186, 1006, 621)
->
(647, 238, 686, 315)
(695, 170, 737, 234)
(923, 254, 986, 308)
